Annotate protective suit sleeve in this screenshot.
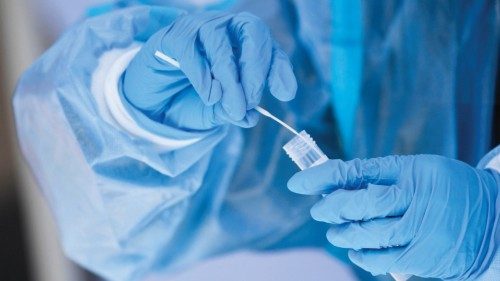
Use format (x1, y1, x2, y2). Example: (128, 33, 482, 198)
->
(12, 6, 237, 281)
(476, 145, 500, 281)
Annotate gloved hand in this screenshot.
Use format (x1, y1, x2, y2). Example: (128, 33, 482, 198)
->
(288, 155, 499, 280)
(123, 12, 297, 131)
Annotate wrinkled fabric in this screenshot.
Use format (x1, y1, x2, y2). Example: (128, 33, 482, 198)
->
(356, 0, 497, 164)
(288, 153, 500, 279)
(14, 0, 499, 280)
(14, 7, 328, 281)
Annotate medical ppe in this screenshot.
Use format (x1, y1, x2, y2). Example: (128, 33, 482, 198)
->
(288, 155, 500, 279)
(14, 0, 499, 280)
(13, 7, 328, 281)
(123, 12, 296, 131)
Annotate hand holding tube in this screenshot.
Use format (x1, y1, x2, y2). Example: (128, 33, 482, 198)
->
(288, 155, 499, 280)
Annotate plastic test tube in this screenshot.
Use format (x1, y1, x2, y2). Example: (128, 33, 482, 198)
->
(282, 128, 410, 281)
(282, 130, 328, 170)
(253, 106, 328, 170)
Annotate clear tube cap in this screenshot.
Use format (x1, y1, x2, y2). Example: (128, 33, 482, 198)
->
(283, 130, 328, 170)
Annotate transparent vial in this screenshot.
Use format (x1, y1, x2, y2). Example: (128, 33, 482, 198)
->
(283, 130, 328, 170)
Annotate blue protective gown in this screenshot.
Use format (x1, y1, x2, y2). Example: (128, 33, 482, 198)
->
(13, 0, 498, 280)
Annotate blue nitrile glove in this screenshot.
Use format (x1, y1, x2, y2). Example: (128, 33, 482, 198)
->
(288, 155, 500, 280)
(123, 12, 297, 131)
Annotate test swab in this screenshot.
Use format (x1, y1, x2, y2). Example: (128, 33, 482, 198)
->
(155, 51, 180, 68)
(253, 107, 328, 169)
(255, 106, 299, 136)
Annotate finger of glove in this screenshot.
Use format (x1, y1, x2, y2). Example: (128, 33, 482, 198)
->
(235, 109, 259, 127)
(267, 46, 297, 102)
(184, 76, 259, 128)
(159, 86, 258, 130)
(123, 29, 192, 115)
(199, 20, 247, 121)
(213, 106, 260, 128)
(176, 44, 224, 106)
(149, 23, 224, 108)
(327, 217, 412, 250)
(311, 184, 411, 224)
(348, 248, 408, 276)
(162, 13, 235, 106)
(163, 86, 220, 130)
(229, 12, 273, 109)
(288, 157, 403, 195)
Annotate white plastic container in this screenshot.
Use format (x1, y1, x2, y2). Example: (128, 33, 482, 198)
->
(283, 130, 328, 170)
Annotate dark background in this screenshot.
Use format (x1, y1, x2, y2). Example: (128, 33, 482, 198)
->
(0, 6, 30, 280)
(0, 1, 88, 280)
